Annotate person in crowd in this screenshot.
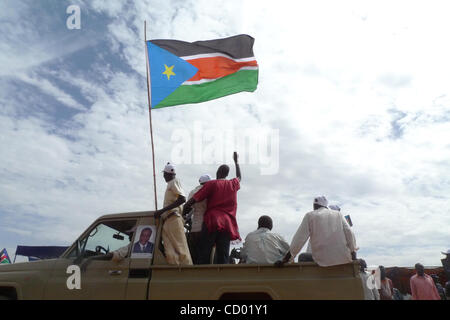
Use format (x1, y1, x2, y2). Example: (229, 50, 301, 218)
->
(410, 263, 441, 300)
(359, 259, 380, 300)
(240, 215, 290, 264)
(154, 162, 192, 265)
(329, 204, 340, 211)
(378, 265, 394, 300)
(183, 152, 241, 264)
(442, 249, 450, 280)
(392, 288, 404, 300)
(275, 196, 357, 267)
(185, 174, 212, 264)
(431, 274, 446, 300)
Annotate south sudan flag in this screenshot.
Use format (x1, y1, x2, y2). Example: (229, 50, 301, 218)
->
(147, 34, 258, 109)
(0, 248, 11, 264)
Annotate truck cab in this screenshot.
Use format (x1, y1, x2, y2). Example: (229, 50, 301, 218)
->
(0, 211, 365, 299)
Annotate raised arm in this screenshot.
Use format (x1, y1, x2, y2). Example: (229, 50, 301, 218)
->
(233, 151, 241, 181)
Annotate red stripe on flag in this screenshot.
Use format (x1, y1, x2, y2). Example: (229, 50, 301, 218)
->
(186, 56, 257, 82)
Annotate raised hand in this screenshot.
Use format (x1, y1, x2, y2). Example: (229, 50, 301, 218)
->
(233, 151, 238, 163)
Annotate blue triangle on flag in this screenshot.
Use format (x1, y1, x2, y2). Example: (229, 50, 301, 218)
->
(147, 42, 198, 108)
(0, 248, 11, 264)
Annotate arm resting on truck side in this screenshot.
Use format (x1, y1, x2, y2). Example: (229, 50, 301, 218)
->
(275, 213, 310, 267)
(154, 195, 186, 219)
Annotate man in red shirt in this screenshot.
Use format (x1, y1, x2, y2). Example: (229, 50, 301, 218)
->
(183, 152, 241, 264)
(410, 263, 441, 300)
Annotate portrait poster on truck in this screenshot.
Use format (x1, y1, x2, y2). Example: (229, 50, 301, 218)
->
(131, 225, 156, 259)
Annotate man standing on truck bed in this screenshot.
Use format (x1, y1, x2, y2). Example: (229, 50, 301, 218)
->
(185, 174, 212, 264)
(183, 152, 241, 264)
(154, 162, 193, 265)
(275, 196, 357, 267)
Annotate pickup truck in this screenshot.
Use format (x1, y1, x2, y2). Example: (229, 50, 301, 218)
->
(0, 210, 365, 299)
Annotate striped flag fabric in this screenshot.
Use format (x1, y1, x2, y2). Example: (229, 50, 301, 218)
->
(147, 34, 258, 109)
(0, 248, 11, 264)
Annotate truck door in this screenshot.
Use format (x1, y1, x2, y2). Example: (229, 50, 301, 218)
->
(44, 219, 137, 299)
(125, 216, 156, 299)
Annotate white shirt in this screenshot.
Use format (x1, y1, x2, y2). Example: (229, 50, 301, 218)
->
(188, 185, 208, 233)
(162, 178, 185, 219)
(241, 228, 290, 264)
(290, 207, 357, 267)
(305, 211, 358, 254)
(360, 271, 380, 300)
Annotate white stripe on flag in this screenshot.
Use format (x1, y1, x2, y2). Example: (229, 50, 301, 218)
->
(181, 53, 256, 63)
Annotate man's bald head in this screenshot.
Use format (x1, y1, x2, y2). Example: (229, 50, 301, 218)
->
(415, 263, 425, 276)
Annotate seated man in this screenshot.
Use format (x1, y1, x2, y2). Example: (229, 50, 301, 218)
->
(275, 196, 357, 267)
(240, 215, 290, 264)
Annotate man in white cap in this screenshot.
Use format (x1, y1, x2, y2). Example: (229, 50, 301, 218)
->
(154, 162, 193, 265)
(302, 204, 342, 258)
(275, 196, 357, 267)
(185, 174, 212, 264)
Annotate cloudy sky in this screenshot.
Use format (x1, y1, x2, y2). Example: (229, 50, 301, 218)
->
(1, 0, 449, 266)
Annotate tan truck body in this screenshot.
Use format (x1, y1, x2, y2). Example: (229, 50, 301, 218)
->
(0, 211, 364, 300)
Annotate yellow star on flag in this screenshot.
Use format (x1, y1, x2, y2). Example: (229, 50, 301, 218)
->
(162, 64, 176, 80)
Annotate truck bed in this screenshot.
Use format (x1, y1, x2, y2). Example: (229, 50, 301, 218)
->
(148, 261, 364, 300)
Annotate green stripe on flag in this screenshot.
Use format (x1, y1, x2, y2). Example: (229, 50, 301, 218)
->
(154, 69, 258, 109)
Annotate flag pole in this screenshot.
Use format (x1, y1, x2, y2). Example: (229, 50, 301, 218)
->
(144, 20, 158, 211)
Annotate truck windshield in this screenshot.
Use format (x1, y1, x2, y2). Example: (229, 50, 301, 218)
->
(84, 223, 129, 253)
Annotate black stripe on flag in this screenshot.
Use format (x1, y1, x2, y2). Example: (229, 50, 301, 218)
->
(150, 34, 255, 59)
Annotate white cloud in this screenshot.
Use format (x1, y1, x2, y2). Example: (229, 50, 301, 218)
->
(14, 73, 87, 111)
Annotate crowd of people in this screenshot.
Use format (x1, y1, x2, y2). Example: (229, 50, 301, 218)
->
(152, 151, 448, 300)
